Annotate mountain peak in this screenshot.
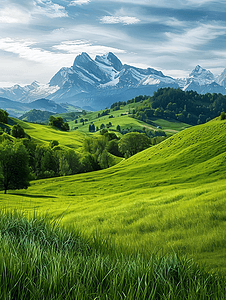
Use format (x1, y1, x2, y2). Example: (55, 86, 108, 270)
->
(72, 52, 93, 69)
(189, 65, 215, 81)
(95, 52, 123, 71)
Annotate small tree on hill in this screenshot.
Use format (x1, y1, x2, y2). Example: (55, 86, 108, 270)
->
(49, 116, 69, 131)
(116, 125, 121, 132)
(0, 140, 30, 194)
(11, 124, 26, 138)
(220, 112, 226, 120)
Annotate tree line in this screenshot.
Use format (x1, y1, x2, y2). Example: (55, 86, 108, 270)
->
(132, 87, 226, 125)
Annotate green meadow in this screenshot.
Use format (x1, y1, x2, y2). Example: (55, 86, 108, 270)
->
(68, 105, 190, 135)
(15, 119, 86, 151)
(1, 117, 226, 278)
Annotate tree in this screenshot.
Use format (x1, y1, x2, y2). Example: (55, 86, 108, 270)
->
(49, 116, 69, 131)
(116, 125, 121, 132)
(0, 140, 30, 194)
(11, 124, 26, 138)
(49, 140, 59, 148)
(0, 109, 8, 124)
(118, 132, 151, 158)
(220, 112, 226, 120)
(106, 140, 123, 157)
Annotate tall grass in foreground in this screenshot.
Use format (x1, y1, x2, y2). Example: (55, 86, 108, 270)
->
(0, 211, 225, 300)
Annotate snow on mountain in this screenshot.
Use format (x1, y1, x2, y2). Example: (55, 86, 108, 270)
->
(183, 65, 215, 91)
(1, 53, 226, 110)
(215, 68, 226, 88)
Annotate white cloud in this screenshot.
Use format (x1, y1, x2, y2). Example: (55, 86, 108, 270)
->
(0, 38, 68, 65)
(100, 16, 140, 25)
(33, 0, 68, 18)
(0, 38, 125, 66)
(69, 0, 90, 6)
(53, 40, 125, 56)
(158, 23, 226, 54)
(0, 6, 30, 24)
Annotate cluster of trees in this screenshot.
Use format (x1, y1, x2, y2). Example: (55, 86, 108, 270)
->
(0, 140, 30, 194)
(110, 95, 150, 111)
(89, 123, 96, 132)
(97, 109, 110, 118)
(0, 136, 84, 193)
(133, 88, 226, 125)
(83, 127, 162, 160)
(49, 116, 69, 131)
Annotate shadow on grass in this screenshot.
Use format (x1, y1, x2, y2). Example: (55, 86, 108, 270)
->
(10, 193, 57, 199)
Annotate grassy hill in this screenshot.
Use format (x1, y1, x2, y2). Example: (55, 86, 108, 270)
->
(68, 104, 190, 136)
(12, 118, 86, 152)
(1, 117, 226, 275)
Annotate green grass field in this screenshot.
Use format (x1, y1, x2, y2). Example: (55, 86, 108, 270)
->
(68, 105, 190, 135)
(14, 119, 86, 152)
(1, 117, 226, 277)
(1, 211, 225, 299)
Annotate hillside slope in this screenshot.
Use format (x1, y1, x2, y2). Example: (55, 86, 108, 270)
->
(1, 118, 226, 273)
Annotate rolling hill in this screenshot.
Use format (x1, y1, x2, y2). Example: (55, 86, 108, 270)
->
(0, 116, 226, 274)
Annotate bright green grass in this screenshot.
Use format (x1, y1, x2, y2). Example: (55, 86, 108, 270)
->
(1, 118, 226, 274)
(0, 211, 225, 299)
(15, 119, 86, 151)
(69, 105, 190, 134)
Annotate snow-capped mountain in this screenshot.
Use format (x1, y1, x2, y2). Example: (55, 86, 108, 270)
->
(1, 53, 226, 110)
(0, 81, 59, 103)
(216, 68, 226, 88)
(181, 65, 226, 94)
(47, 52, 179, 109)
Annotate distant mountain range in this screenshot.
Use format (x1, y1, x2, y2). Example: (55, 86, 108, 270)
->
(0, 98, 81, 118)
(1, 52, 226, 111)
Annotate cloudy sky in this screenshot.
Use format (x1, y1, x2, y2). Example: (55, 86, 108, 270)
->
(0, 0, 226, 86)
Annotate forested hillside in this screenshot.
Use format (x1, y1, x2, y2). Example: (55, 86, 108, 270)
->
(132, 87, 226, 125)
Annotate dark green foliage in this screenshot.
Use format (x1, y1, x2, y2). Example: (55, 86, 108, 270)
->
(97, 109, 110, 118)
(0, 109, 8, 124)
(89, 123, 95, 132)
(118, 132, 151, 158)
(61, 122, 69, 131)
(11, 124, 26, 138)
(80, 153, 100, 173)
(0, 140, 30, 193)
(0, 123, 11, 134)
(134, 88, 226, 125)
(220, 112, 226, 120)
(110, 101, 126, 110)
(82, 135, 114, 170)
(106, 139, 123, 157)
(100, 130, 118, 141)
(116, 124, 121, 132)
(19, 109, 54, 123)
(49, 140, 59, 148)
(49, 116, 69, 131)
(100, 123, 105, 129)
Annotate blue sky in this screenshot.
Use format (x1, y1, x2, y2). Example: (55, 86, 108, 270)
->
(0, 0, 226, 86)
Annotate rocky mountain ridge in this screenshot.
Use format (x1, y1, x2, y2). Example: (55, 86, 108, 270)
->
(1, 52, 226, 110)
